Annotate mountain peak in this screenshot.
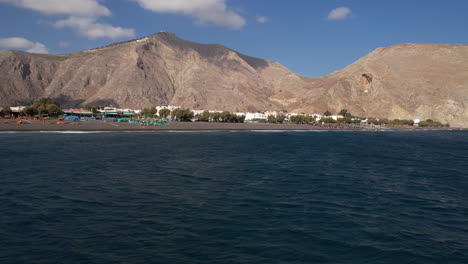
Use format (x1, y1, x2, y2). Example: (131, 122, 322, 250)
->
(0, 36, 466, 127)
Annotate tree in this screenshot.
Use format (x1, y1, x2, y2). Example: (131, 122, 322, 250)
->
(267, 115, 277, 123)
(319, 117, 337, 123)
(367, 118, 381, 125)
(1, 105, 11, 116)
(276, 114, 286, 124)
(210, 112, 222, 122)
(172, 108, 194, 122)
(83, 105, 101, 113)
(290, 115, 304, 124)
(38, 98, 60, 107)
(196, 110, 210, 122)
(337, 117, 352, 124)
(324, 110, 332, 116)
(35, 104, 47, 116)
(141, 107, 157, 117)
(228, 114, 238, 123)
(25, 98, 62, 117)
(339, 109, 353, 118)
(418, 119, 448, 128)
(159, 108, 171, 118)
(290, 115, 315, 124)
(22, 107, 34, 117)
(220, 111, 231, 122)
(268, 114, 287, 124)
(46, 104, 62, 117)
(305, 116, 316, 123)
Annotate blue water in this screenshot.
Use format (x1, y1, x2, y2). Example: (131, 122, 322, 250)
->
(1, 131, 467, 263)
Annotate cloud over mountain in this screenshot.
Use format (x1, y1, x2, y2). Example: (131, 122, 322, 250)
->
(0, 0, 135, 39)
(54, 16, 136, 40)
(134, 0, 246, 29)
(0, 37, 48, 53)
(0, 0, 111, 17)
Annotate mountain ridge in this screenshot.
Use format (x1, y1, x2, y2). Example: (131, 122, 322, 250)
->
(0, 32, 467, 127)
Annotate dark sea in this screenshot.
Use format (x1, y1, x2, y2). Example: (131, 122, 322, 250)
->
(1, 130, 467, 264)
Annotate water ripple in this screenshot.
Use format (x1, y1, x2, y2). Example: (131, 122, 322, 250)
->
(0, 131, 467, 263)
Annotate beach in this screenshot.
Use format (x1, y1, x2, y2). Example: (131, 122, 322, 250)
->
(0, 119, 360, 131)
(0, 119, 458, 132)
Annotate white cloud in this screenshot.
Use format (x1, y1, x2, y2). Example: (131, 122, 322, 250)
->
(257, 16, 268, 24)
(54, 17, 136, 40)
(58, 41, 71, 47)
(0, 0, 136, 40)
(0, 0, 110, 17)
(327, 7, 352, 20)
(0, 37, 49, 53)
(133, 0, 246, 30)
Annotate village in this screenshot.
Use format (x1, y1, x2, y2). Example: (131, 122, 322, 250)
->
(0, 99, 449, 128)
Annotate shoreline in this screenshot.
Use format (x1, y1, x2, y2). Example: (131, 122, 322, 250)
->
(0, 119, 462, 132)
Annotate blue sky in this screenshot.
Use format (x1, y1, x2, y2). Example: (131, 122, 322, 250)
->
(0, 0, 467, 77)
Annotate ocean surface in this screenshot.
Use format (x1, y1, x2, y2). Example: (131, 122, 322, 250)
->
(1, 130, 467, 264)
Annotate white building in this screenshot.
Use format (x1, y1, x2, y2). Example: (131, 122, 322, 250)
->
(10, 106, 26, 112)
(244, 112, 267, 122)
(330, 115, 344, 121)
(156, 105, 180, 112)
(101, 106, 117, 112)
(264, 111, 280, 117)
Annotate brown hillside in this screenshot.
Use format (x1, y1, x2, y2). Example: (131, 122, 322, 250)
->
(0, 33, 467, 127)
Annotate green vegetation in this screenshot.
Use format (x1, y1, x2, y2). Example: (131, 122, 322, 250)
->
(267, 114, 286, 124)
(319, 117, 337, 123)
(324, 110, 332, 116)
(336, 117, 353, 124)
(200, 111, 245, 123)
(219, 111, 245, 123)
(159, 108, 171, 118)
(172, 108, 194, 122)
(141, 107, 158, 117)
(22, 98, 62, 117)
(195, 110, 210, 122)
(388, 119, 414, 126)
(82, 105, 101, 113)
(418, 119, 449, 128)
(210, 112, 222, 122)
(1, 105, 11, 116)
(290, 115, 315, 124)
(366, 118, 415, 126)
(339, 109, 353, 118)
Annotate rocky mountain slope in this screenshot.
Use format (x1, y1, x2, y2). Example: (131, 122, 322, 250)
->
(0, 32, 467, 127)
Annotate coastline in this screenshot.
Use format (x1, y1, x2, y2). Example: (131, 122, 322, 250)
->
(0, 119, 461, 132)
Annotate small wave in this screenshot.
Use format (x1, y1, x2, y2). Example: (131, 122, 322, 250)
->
(250, 130, 332, 133)
(39, 131, 109, 134)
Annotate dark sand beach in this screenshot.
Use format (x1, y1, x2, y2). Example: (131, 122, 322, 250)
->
(0, 119, 457, 132)
(0, 119, 373, 131)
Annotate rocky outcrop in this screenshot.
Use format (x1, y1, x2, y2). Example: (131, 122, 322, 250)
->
(0, 33, 467, 127)
(299, 44, 468, 128)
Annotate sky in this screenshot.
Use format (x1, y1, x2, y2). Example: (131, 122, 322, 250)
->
(0, 0, 468, 77)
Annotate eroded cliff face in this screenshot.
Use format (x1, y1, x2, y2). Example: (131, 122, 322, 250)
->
(295, 44, 468, 128)
(0, 33, 467, 127)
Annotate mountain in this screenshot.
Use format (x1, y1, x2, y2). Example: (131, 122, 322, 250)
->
(0, 32, 467, 127)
